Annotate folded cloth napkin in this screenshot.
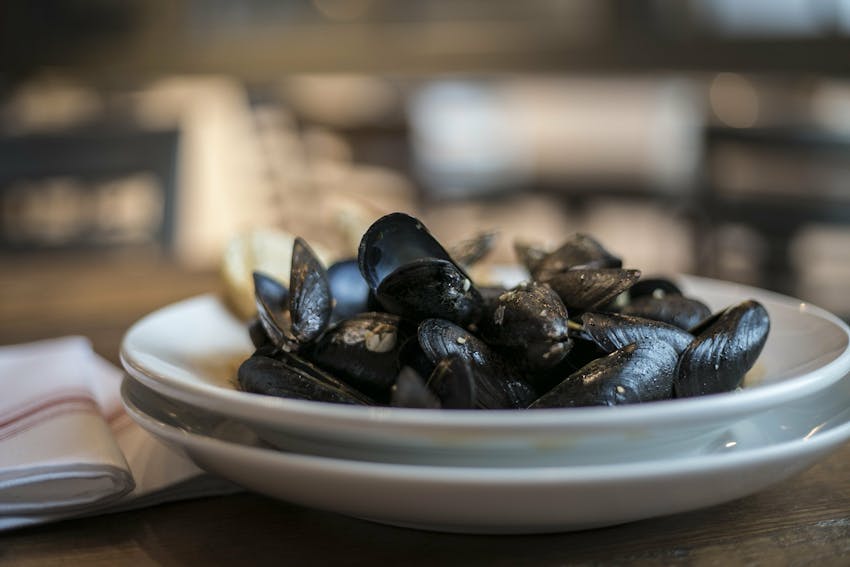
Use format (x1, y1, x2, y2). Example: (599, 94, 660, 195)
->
(0, 337, 239, 531)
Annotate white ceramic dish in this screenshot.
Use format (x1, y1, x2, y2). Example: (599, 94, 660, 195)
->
(121, 371, 850, 534)
(120, 275, 850, 466)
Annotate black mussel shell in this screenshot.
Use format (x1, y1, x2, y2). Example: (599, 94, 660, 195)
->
(580, 312, 693, 355)
(359, 213, 483, 325)
(254, 271, 289, 311)
(533, 233, 622, 281)
(418, 318, 500, 369)
(359, 212, 457, 287)
(427, 356, 476, 409)
(675, 300, 770, 398)
(628, 277, 683, 300)
(376, 259, 483, 325)
(309, 312, 407, 400)
(479, 281, 572, 371)
(289, 237, 333, 344)
(237, 354, 373, 405)
(449, 230, 498, 268)
(621, 294, 711, 331)
(545, 268, 641, 313)
(327, 258, 371, 323)
(418, 319, 537, 409)
(428, 354, 536, 410)
(390, 367, 441, 409)
(529, 341, 679, 408)
(253, 272, 296, 350)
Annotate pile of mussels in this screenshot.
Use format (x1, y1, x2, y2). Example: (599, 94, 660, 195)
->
(238, 212, 771, 409)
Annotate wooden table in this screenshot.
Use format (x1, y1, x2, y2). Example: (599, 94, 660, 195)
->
(2, 252, 849, 566)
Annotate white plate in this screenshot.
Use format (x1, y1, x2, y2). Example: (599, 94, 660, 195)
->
(121, 372, 850, 534)
(120, 275, 850, 466)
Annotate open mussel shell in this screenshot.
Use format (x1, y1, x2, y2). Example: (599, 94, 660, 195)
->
(309, 312, 408, 400)
(621, 294, 711, 331)
(327, 258, 372, 323)
(289, 237, 333, 344)
(675, 300, 770, 398)
(418, 319, 537, 409)
(253, 272, 295, 350)
(545, 268, 641, 313)
(390, 367, 441, 409)
(359, 213, 483, 325)
(580, 312, 693, 355)
(479, 281, 572, 370)
(237, 354, 373, 405)
(375, 259, 483, 325)
(529, 341, 679, 408)
(533, 233, 622, 281)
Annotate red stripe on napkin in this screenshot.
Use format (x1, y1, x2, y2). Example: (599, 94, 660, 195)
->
(0, 394, 99, 443)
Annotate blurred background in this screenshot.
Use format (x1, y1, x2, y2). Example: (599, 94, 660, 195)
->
(2, 0, 850, 322)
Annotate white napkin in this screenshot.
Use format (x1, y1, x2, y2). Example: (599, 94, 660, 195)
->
(0, 337, 239, 531)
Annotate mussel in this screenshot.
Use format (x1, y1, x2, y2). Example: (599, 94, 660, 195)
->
(478, 281, 572, 371)
(620, 294, 711, 331)
(238, 353, 373, 405)
(358, 213, 484, 326)
(327, 258, 373, 323)
(418, 318, 537, 409)
(617, 276, 711, 330)
(530, 233, 623, 281)
(675, 300, 770, 397)
(545, 268, 641, 313)
(580, 312, 693, 355)
(309, 312, 409, 400)
(529, 341, 680, 408)
(254, 237, 332, 352)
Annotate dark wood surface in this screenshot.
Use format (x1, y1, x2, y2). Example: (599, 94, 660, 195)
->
(2, 252, 849, 566)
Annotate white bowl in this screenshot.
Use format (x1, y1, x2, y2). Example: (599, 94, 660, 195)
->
(120, 275, 850, 466)
(120, 370, 850, 534)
